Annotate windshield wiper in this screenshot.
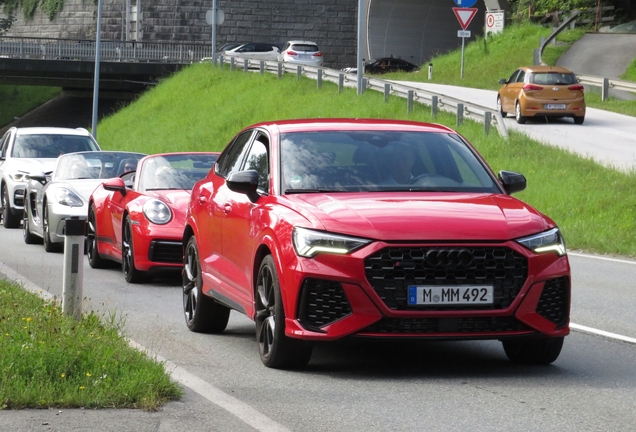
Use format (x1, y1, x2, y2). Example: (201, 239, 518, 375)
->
(284, 188, 338, 194)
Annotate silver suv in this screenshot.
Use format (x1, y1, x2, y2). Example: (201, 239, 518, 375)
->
(0, 127, 101, 228)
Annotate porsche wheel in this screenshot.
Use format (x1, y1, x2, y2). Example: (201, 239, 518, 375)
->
(502, 336, 564, 365)
(182, 236, 230, 333)
(2, 185, 21, 229)
(122, 216, 146, 283)
(256, 255, 312, 369)
(43, 204, 62, 253)
(87, 204, 108, 268)
(23, 203, 40, 245)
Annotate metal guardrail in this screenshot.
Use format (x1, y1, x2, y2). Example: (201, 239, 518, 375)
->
(0, 36, 210, 63)
(211, 56, 509, 138)
(576, 74, 636, 101)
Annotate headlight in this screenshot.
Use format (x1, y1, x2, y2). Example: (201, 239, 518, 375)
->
(516, 228, 566, 256)
(54, 188, 84, 207)
(143, 199, 172, 225)
(8, 171, 28, 182)
(293, 227, 371, 258)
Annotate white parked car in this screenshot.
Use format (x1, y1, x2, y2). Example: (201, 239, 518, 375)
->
(222, 42, 281, 62)
(23, 151, 145, 252)
(0, 127, 101, 229)
(278, 40, 324, 67)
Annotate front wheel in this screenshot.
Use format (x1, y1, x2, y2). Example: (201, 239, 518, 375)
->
(23, 203, 40, 245)
(255, 255, 312, 369)
(122, 216, 146, 283)
(182, 236, 230, 333)
(2, 185, 21, 229)
(502, 336, 564, 365)
(515, 101, 527, 124)
(87, 204, 108, 268)
(43, 204, 62, 253)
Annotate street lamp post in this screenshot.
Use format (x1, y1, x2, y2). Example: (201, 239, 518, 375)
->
(91, 0, 103, 139)
(356, 0, 363, 95)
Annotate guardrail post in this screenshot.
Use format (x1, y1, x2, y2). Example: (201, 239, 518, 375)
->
(428, 63, 433, 80)
(317, 69, 323, 88)
(62, 219, 86, 321)
(384, 83, 390, 103)
(244, 59, 249, 72)
(338, 73, 344, 93)
(230, 57, 235, 71)
(277, 62, 283, 78)
(218, 55, 224, 67)
(297, 65, 302, 81)
(457, 103, 464, 125)
(407, 90, 414, 113)
(361, 78, 367, 94)
(260, 61, 264, 75)
(484, 112, 491, 135)
(602, 77, 609, 101)
(533, 48, 540, 66)
(431, 96, 438, 118)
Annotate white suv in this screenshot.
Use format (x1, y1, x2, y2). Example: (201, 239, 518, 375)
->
(0, 127, 101, 228)
(278, 40, 323, 67)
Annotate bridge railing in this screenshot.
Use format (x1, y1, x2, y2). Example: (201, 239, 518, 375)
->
(212, 55, 509, 138)
(0, 36, 211, 63)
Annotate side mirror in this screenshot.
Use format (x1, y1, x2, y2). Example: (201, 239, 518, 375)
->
(27, 170, 48, 185)
(102, 177, 127, 195)
(498, 170, 526, 194)
(498, 78, 507, 85)
(226, 170, 260, 202)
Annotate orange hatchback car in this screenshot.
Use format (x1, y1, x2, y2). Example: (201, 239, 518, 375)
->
(497, 66, 586, 125)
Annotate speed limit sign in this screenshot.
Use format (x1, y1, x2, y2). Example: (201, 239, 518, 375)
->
(485, 11, 504, 36)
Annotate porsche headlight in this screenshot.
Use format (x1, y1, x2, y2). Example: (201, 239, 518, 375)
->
(516, 228, 566, 256)
(8, 171, 28, 182)
(293, 227, 371, 258)
(54, 188, 84, 207)
(143, 199, 172, 225)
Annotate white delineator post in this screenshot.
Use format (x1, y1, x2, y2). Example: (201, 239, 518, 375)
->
(62, 219, 86, 320)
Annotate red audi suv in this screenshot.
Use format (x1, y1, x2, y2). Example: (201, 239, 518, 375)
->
(182, 118, 570, 369)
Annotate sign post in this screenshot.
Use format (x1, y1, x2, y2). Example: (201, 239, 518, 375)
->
(452, 6, 478, 78)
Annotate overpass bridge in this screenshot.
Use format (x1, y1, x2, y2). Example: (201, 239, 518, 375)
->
(0, 36, 209, 95)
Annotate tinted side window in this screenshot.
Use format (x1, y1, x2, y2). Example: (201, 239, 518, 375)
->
(516, 71, 526, 83)
(216, 131, 254, 178)
(508, 70, 519, 82)
(0, 132, 8, 158)
(243, 135, 269, 193)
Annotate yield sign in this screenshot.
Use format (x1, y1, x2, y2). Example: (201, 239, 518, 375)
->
(453, 7, 478, 30)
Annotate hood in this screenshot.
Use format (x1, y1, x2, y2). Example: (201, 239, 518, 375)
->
(146, 189, 192, 216)
(58, 179, 108, 202)
(285, 192, 553, 241)
(6, 158, 58, 175)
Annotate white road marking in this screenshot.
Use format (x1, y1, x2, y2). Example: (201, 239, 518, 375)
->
(570, 323, 636, 345)
(568, 251, 636, 266)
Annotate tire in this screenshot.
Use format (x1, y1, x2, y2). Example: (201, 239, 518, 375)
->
(574, 116, 584, 125)
(87, 204, 108, 268)
(255, 255, 312, 369)
(497, 96, 507, 118)
(43, 204, 62, 253)
(502, 336, 564, 365)
(2, 185, 21, 229)
(515, 101, 527, 124)
(23, 202, 41, 245)
(182, 236, 230, 333)
(122, 216, 146, 283)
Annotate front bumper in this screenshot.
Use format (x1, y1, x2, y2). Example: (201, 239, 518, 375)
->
(281, 241, 570, 341)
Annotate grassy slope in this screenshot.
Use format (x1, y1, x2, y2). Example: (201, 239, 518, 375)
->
(0, 86, 61, 127)
(97, 63, 636, 257)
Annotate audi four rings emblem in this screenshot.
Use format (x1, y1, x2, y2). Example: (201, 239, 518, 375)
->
(425, 249, 474, 268)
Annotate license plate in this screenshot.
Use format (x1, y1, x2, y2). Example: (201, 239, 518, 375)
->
(408, 285, 493, 306)
(299, 54, 312, 60)
(545, 104, 566, 110)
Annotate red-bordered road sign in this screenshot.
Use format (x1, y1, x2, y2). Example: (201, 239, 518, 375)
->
(453, 7, 478, 30)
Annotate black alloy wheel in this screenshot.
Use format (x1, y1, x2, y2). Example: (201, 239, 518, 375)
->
(87, 204, 108, 268)
(255, 255, 312, 369)
(43, 204, 62, 253)
(2, 185, 21, 228)
(502, 336, 564, 365)
(122, 216, 145, 283)
(182, 236, 230, 333)
(23, 202, 41, 245)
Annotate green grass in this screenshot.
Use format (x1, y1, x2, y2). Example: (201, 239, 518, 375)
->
(0, 85, 61, 127)
(97, 62, 636, 258)
(0, 280, 182, 410)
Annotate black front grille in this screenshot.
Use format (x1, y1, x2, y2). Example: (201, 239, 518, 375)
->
(537, 277, 569, 327)
(148, 240, 182, 263)
(364, 246, 528, 310)
(298, 278, 352, 331)
(361, 316, 530, 335)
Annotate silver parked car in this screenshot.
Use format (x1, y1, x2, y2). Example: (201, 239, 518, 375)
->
(23, 151, 146, 252)
(278, 40, 323, 67)
(222, 42, 281, 62)
(0, 127, 101, 229)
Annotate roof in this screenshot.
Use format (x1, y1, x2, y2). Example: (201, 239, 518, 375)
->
(516, 65, 575, 74)
(244, 118, 455, 135)
(14, 127, 92, 136)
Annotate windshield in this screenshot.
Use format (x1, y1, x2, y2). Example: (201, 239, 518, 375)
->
(12, 134, 99, 158)
(140, 154, 219, 191)
(54, 152, 146, 180)
(280, 131, 500, 193)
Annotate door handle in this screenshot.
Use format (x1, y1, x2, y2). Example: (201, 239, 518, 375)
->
(197, 195, 206, 204)
(223, 203, 231, 214)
